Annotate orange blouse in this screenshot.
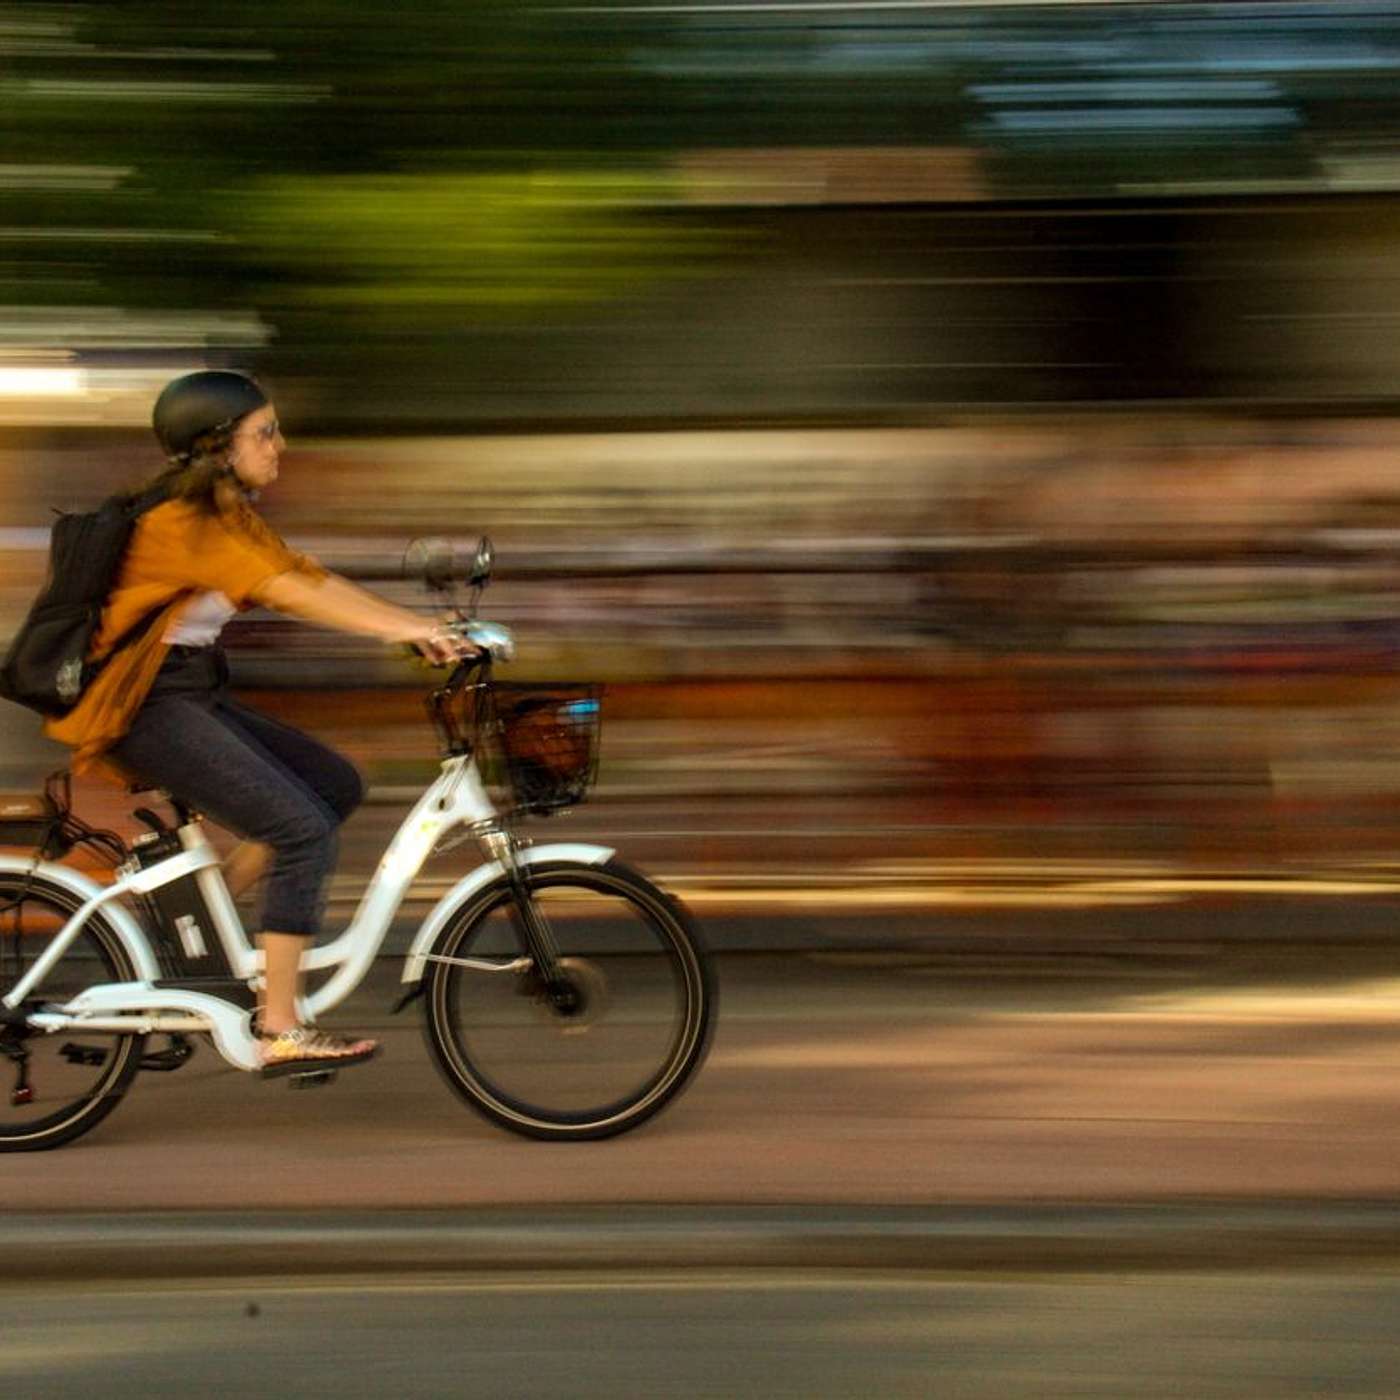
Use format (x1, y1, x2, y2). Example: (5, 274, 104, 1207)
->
(44, 497, 326, 774)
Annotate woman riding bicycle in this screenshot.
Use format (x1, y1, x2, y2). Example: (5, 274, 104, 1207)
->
(44, 370, 477, 1074)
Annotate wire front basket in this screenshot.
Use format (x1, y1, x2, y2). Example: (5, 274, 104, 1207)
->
(489, 683, 602, 815)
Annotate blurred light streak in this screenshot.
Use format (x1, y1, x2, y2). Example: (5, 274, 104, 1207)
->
(0, 8, 273, 62)
(563, 1, 1201, 11)
(1124, 982, 1400, 1019)
(0, 308, 266, 347)
(675, 147, 984, 204)
(95, 47, 277, 63)
(0, 166, 130, 191)
(986, 108, 1301, 132)
(324, 866, 1400, 914)
(0, 367, 84, 397)
(0, 15, 85, 59)
(829, 360, 1113, 368)
(0, 229, 221, 242)
(0, 360, 242, 425)
(970, 81, 1284, 101)
(13, 80, 328, 104)
(1190, 54, 1400, 74)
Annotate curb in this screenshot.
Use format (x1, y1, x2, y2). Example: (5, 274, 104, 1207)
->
(13, 1204, 1400, 1283)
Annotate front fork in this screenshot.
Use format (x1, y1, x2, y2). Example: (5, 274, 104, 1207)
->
(479, 829, 579, 1014)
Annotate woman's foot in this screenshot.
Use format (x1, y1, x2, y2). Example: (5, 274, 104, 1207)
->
(259, 1025, 379, 1078)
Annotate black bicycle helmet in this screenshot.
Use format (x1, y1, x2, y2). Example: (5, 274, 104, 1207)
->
(152, 370, 268, 459)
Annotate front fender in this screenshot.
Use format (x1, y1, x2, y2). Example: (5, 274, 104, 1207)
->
(0, 853, 162, 983)
(400, 842, 615, 987)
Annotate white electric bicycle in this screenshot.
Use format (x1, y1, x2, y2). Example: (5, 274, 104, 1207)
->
(0, 539, 715, 1151)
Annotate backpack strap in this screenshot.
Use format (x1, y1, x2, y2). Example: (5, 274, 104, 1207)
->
(85, 484, 179, 669)
(125, 478, 176, 518)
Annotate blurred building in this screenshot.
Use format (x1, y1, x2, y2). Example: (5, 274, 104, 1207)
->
(6, 2, 1400, 869)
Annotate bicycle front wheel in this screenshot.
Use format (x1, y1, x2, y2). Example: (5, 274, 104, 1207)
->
(423, 860, 715, 1140)
(0, 872, 145, 1151)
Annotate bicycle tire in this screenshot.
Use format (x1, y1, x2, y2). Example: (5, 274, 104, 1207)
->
(422, 859, 715, 1140)
(0, 872, 145, 1151)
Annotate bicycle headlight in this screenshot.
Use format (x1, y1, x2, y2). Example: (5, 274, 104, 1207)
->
(466, 620, 516, 662)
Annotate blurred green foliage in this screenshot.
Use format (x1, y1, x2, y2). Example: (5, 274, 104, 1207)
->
(6, 2, 1400, 424)
(1, 0, 725, 417)
(236, 170, 720, 314)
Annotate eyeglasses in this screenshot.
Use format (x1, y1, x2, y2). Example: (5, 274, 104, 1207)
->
(245, 419, 281, 444)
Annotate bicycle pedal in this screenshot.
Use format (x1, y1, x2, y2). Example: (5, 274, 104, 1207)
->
(59, 1042, 108, 1068)
(285, 1068, 338, 1089)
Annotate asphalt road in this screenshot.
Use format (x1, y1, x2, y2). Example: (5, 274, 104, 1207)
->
(12, 1268, 1400, 1399)
(10, 948, 1400, 1211)
(13, 935, 1400, 1398)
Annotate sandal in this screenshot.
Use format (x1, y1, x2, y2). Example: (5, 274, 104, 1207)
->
(259, 1025, 379, 1078)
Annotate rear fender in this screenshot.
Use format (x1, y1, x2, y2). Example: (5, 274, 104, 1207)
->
(0, 853, 162, 982)
(400, 842, 614, 988)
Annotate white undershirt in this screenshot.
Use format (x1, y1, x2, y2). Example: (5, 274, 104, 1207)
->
(163, 590, 236, 647)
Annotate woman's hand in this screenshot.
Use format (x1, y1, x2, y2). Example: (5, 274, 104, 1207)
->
(409, 620, 482, 666)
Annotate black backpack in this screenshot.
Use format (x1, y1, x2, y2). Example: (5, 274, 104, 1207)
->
(0, 486, 168, 717)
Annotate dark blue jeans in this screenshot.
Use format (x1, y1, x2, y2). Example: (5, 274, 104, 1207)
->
(110, 646, 364, 936)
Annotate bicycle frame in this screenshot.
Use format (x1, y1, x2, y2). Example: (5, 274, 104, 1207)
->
(0, 753, 612, 1073)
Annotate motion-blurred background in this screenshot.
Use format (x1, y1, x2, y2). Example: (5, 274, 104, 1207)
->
(6, 0, 1400, 888)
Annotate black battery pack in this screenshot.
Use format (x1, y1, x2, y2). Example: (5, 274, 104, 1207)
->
(132, 832, 235, 979)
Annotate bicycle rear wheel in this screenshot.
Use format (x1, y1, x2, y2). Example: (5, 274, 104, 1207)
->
(0, 873, 145, 1151)
(423, 860, 715, 1140)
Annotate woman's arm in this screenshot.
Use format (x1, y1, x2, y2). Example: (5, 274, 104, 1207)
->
(252, 569, 473, 664)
